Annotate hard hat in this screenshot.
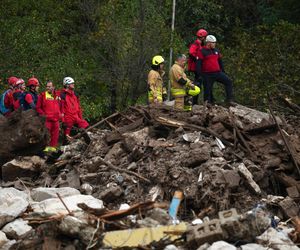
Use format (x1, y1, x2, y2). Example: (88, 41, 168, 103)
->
(27, 77, 39, 87)
(196, 29, 208, 37)
(63, 77, 75, 85)
(8, 76, 18, 86)
(188, 85, 201, 96)
(152, 55, 165, 66)
(206, 35, 217, 43)
(15, 78, 25, 86)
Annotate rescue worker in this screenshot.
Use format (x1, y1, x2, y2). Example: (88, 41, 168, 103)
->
(148, 55, 165, 104)
(60, 77, 89, 140)
(0, 76, 18, 116)
(169, 54, 200, 111)
(36, 81, 61, 152)
(197, 35, 234, 104)
(21, 77, 40, 110)
(188, 29, 208, 105)
(12, 78, 26, 111)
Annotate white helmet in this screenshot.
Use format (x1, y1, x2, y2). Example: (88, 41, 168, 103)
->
(63, 77, 75, 85)
(206, 35, 217, 43)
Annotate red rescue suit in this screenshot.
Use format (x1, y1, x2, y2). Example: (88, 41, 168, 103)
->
(188, 40, 203, 72)
(60, 89, 89, 135)
(36, 91, 61, 147)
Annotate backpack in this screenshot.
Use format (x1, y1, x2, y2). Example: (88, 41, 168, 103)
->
(0, 89, 11, 114)
(19, 91, 38, 110)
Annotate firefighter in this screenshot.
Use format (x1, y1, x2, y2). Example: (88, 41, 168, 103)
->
(0, 76, 18, 116)
(188, 29, 208, 105)
(197, 35, 234, 104)
(60, 77, 89, 140)
(169, 54, 200, 111)
(36, 81, 62, 152)
(148, 55, 165, 105)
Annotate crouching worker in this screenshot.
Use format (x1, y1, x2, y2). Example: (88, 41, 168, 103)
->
(169, 54, 200, 110)
(36, 81, 62, 152)
(60, 77, 89, 141)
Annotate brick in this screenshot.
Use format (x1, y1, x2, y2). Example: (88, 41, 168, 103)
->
(187, 219, 224, 247)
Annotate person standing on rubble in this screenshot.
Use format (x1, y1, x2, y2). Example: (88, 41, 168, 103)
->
(36, 81, 62, 152)
(169, 54, 200, 110)
(197, 35, 234, 105)
(188, 29, 208, 105)
(148, 55, 166, 105)
(60, 77, 89, 141)
(19, 77, 40, 110)
(0, 76, 18, 116)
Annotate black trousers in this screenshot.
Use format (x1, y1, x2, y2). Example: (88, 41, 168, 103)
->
(202, 72, 233, 103)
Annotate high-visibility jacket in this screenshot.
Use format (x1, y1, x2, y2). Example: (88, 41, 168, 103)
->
(36, 91, 61, 122)
(148, 69, 164, 103)
(169, 62, 193, 98)
(188, 39, 203, 72)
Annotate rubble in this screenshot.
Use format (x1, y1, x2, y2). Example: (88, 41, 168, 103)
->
(1, 104, 300, 248)
(2, 218, 32, 239)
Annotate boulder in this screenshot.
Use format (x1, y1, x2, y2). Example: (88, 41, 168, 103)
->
(0, 188, 29, 228)
(2, 219, 32, 239)
(31, 187, 81, 202)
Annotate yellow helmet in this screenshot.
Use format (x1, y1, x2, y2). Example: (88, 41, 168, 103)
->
(152, 55, 165, 66)
(188, 86, 201, 96)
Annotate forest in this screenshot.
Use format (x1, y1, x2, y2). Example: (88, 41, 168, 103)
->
(0, 0, 299, 121)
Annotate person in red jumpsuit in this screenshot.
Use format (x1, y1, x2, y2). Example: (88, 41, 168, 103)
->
(36, 80, 62, 152)
(60, 77, 89, 140)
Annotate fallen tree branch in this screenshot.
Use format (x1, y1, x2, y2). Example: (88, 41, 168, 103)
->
(96, 157, 151, 183)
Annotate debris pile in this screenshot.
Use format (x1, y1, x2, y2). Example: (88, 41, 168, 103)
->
(1, 104, 300, 249)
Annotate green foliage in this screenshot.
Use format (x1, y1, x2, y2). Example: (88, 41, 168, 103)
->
(0, 0, 299, 120)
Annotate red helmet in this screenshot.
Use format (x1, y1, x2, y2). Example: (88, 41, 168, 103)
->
(8, 76, 18, 86)
(15, 78, 25, 87)
(27, 77, 39, 87)
(196, 29, 208, 38)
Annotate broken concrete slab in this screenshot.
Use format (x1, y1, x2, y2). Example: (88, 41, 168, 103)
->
(0, 188, 29, 228)
(2, 218, 32, 239)
(207, 241, 236, 250)
(31, 187, 80, 202)
(31, 194, 104, 217)
(278, 196, 300, 218)
(240, 243, 268, 250)
(1, 156, 45, 182)
(237, 163, 261, 194)
(257, 227, 299, 250)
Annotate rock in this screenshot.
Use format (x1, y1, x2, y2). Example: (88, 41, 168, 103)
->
(58, 213, 96, 245)
(137, 217, 160, 227)
(278, 197, 300, 218)
(1, 156, 45, 181)
(257, 227, 299, 250)
(0, 188, 29, 228)
(31, 187, 80, 202)
(197, 243, 211, 250)
(1, 239, 16, 250)
(164, 245, 179, 250)
(207, 241, 236, 250)
(0, 231, 9, 248)
(80, 183, 93, 195)
(286, 186, 300, 199)
(99, 184, 123, 202)
(146, 208, 171, 225)
(240, 243, 268, 250)
(31, 194, 104, 217)
(222, 170, 241, 188)
(2, 219, 32, 239)
(237, 163, 261, 194)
